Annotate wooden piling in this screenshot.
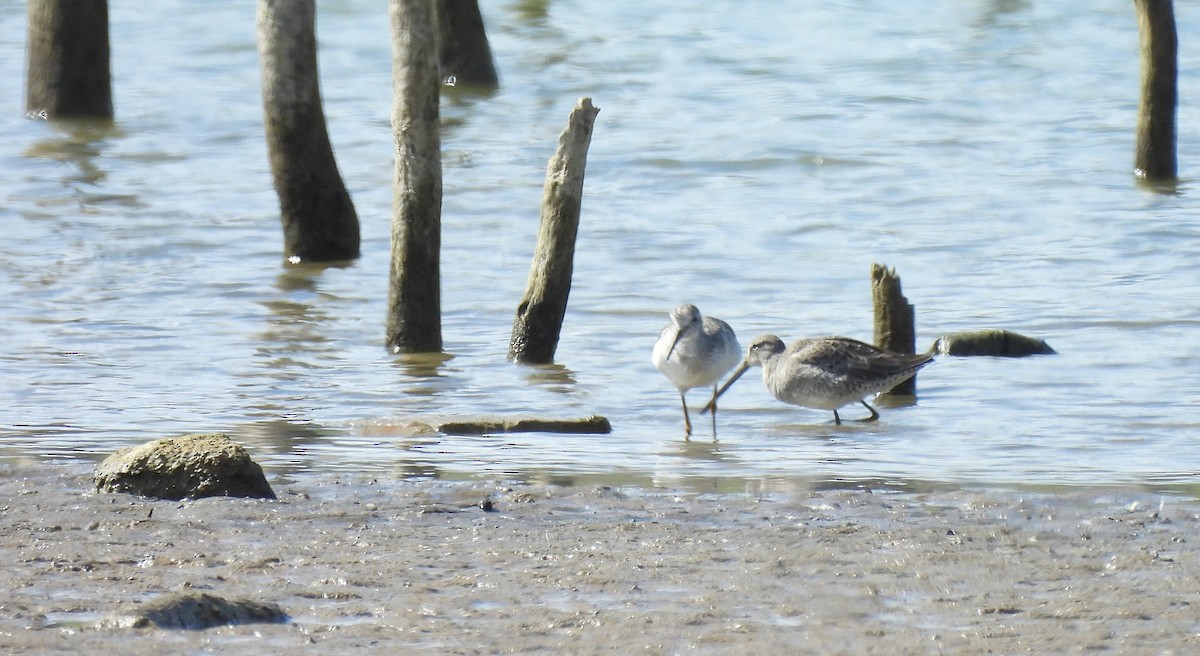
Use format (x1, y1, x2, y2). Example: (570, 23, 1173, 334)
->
(1133, 0, 1177, 182)
(387, 0, 444, 353)
(25, 0, 113, 119)
(257, 0, 360, 263)
(508, 98, 600, 364)
(871, 264, 918, 395)
(437, 0, 499, 91)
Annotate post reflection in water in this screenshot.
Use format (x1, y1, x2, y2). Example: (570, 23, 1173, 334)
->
(391, 351, 455, 379)
(667, 438, 738, 465)
(22, 118, 118, 189)
(519, 361, 577, 392)
(232, 418, 338, 472)
(240, 265, 358, 428)
(252, 268, 336, 376)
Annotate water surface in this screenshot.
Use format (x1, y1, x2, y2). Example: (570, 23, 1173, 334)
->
(2, 1, 1198, 493)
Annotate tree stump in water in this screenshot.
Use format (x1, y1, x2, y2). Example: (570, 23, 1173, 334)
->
(871, 264, 918, 396)
(257, 0, 360, 263)
(1133, 0, 1177, 182)
(25, 0, 113, 119)
(387, 0, 444, 353)
(437, 0, 499, 91)
(508, 98, 600, 364)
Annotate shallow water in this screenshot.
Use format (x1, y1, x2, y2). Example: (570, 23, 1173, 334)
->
(2, 1, 1198, 492)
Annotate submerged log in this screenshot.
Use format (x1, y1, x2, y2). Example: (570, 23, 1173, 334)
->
(25, 0, 113, 119)
(387, 0, 444, 353)
(1133, 0, 1178, 182)
(933, 330, 1056, 357)
(435, 415, 612, 435)
(257, 0, 360, 263)
(508, 98, 600, 364)
(871, 264, 918, 395)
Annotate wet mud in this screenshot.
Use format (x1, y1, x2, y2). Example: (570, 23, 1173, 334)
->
(2, 464, 1198, 654)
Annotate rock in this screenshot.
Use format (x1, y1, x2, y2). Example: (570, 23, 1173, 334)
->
(932, 330, 1056, 357)
(105, 593, 288, 630)
(435, 415, 612, 436)
(94, 433, 275, 500)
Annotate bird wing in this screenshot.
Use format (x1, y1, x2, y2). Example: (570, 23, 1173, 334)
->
(789, 337, 929, 380)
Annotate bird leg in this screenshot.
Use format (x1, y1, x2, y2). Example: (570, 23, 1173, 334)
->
(707, 384, 719, 440)
(832, 409, 842, 426)
(858, 400, 880, 422)
(680, 392, 693, 437)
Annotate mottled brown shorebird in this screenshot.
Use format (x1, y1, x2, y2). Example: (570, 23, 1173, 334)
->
(702, 334, 933, 425)
(651, 304, 741, 436)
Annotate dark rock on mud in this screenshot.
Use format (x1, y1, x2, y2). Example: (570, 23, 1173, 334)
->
(93, 433, 275, 500)
(105, 593, 288, 630)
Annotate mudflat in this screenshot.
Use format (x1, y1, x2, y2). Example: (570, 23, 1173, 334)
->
(2, 463, 1197, 654)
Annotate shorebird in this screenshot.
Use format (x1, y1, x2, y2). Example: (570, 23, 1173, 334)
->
(651, 304, 741, 437)
(702, 334, 933, 425)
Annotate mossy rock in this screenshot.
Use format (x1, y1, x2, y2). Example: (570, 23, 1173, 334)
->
(94, 433, 275, 500)
(932, 330, 1056, 357)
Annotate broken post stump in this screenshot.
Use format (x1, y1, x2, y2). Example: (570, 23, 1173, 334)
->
(1133, 0, 1177, 182)
(437, 0, 499, 90)
(871, 263, 918, 396)
(508, 98, 600, 364)
(257, 0, 360, 263)
(387, 0, 444, 353)
(25, 0, 113, 119)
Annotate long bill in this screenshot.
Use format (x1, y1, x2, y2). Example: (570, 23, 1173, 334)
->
(699, 360, 750, 415)
(665, 328, 685, 360)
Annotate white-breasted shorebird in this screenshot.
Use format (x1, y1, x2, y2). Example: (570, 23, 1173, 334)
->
(651, 304, 741, 437)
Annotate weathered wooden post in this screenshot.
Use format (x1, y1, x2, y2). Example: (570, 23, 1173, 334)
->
(1133, 0, 1177, 182)
(25, 0, 113, 119)
(387, 0, 443, 353)
(508, 98, 600, 364)
(257, 0, 360, 263)
(437, 0, 499, 90)
(871, 263, 918, 395)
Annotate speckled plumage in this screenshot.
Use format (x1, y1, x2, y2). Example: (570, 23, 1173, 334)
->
(705, 334, 933, 425)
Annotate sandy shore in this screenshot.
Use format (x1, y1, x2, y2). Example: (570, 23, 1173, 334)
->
(1, 463, 1198, 654)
